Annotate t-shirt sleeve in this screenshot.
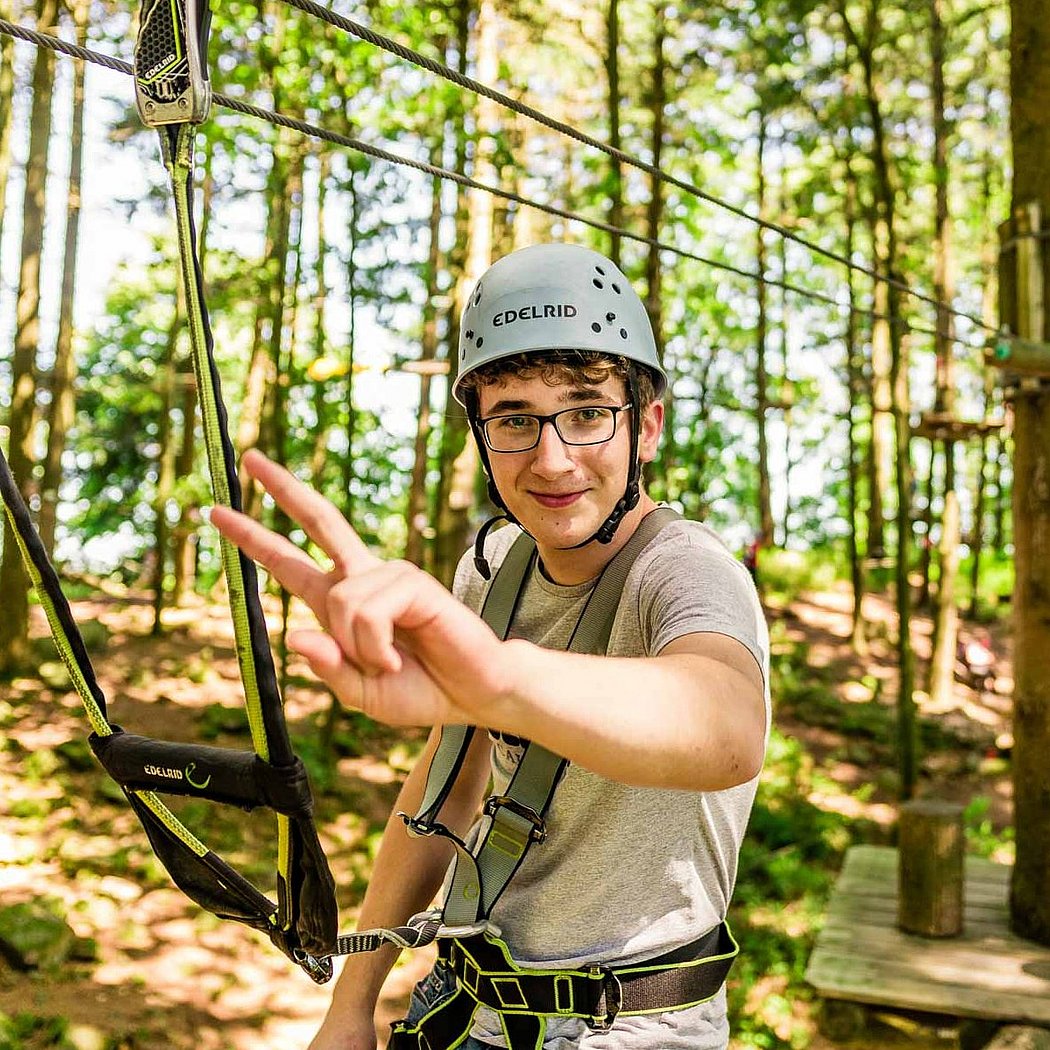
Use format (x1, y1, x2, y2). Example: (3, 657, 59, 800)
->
(637, 527, 768, 680)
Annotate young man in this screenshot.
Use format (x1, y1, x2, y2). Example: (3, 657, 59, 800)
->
(212, 242, 769, 1050)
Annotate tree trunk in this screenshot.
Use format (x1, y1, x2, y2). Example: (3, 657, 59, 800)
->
(1008, 0, 1050, 945)
(646, 4, 671, 495)
(0, 0, 17, 254)
(969, 85, 1002, 619)
(0, 0, 59, 676)
(605, 0, 623, 267)
(843, 165, 867, 654)
(754, 111, 774, 546)
(237, 3, 289, 516)
(842, 0, 917, 797)
(151, 309, 181, 634)
(927, 0, 960, 708)
(435, 0, 497, 588)
(404, 154, 445, 568)
(38, 0, 88, 559)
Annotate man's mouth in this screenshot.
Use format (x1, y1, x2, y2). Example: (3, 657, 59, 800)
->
(531, 490, 585, 509)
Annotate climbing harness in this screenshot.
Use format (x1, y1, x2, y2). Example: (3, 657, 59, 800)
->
(385, 506, 739, 1048)
(0, 0, 346, 982)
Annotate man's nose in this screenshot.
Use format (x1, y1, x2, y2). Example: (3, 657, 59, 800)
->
(530, 419, 575, 475)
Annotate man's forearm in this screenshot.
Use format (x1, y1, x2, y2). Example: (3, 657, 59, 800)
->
(320, 730, 490, 1023)
(488, 635, 767, 792)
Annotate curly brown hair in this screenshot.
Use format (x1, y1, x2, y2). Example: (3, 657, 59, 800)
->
(458, 350, 658, 409)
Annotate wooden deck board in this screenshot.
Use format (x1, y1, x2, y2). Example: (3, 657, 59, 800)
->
(805, 845, 1050, 1022)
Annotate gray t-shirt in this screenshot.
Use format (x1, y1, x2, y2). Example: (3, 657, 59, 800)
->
(449, 516, 770, 1049)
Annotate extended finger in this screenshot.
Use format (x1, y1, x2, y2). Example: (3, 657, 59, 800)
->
(324, 562, 420, 675)
(210, 504, 332, 621)
(241, 449, 377, 575)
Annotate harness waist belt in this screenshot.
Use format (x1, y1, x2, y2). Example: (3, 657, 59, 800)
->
(438, 922, 737, 1026)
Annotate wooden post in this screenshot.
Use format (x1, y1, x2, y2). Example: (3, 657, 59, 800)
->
(898, 799, 965, 937)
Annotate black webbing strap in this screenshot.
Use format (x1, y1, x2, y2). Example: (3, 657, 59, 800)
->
(394, 923, 737, 1049)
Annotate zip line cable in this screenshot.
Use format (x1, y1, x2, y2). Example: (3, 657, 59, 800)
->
(274, 0, 997, 339)
(0, 19, 972, 349)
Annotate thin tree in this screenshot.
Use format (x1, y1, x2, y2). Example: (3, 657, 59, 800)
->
(39, 0, 89, 558)
(435, 0, 497, 588)
(840, 0, 918, 797)
(0, 0, 59, 676)
(927, 0, 961, 707)
(0, 0, 17, 252)
(753, 110, 774, 546)
(604, 0, 623, 268)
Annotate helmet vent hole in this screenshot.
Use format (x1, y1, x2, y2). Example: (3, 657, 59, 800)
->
(619, 328, 628, 339)
(591, 322, 602, 334)
(466, 330, 474, 341)
(612, 283, 621, 294)
(476, 337, 485, 348)
(595, 265, 606, 275)
(606, 312, 616, 322)
(592, 278, 604, 289)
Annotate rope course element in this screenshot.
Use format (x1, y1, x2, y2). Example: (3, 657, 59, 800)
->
(273, 0, 997, 339)
(0, 18, 974, 347)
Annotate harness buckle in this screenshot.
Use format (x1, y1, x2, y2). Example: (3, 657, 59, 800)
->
(408, 908, 501, 942)
(484, 795, 547, 842)
(398, 811, 456, 840)
(588, 966, 623, 1032)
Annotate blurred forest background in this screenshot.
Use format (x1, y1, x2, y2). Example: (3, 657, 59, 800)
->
(3, 0, 1050, 1045)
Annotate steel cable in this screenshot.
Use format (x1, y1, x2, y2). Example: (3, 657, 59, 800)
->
(274, 0, 997, 338)
(0, 18, 962, 346)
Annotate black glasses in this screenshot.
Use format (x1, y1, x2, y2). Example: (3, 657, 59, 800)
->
(479, 404, 633, 453)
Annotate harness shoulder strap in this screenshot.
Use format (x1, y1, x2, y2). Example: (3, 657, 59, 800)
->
(442, 507, 681, 927)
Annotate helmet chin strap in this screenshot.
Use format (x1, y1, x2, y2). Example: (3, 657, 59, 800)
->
(470, 367, 644, 580)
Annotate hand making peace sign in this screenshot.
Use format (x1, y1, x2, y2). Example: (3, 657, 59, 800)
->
(210, 450, 508, 729)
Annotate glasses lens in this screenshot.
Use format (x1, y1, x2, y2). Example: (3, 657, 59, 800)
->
(555, 406, 616, 444)
(485, 415, 540, 451)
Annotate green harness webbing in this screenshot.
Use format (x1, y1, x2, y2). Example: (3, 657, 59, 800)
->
(0, 0, 342, 983)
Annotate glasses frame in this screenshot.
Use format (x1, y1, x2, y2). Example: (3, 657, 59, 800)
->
(478, 403, 634, 454)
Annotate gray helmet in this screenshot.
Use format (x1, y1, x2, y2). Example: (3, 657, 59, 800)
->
(453, 243, 667, 405)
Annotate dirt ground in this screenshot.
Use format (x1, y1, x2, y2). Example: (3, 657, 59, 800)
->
(0, 582, 1016, 1049)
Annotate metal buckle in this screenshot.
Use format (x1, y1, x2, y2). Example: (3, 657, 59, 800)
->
(408, 908, 501, 942)
(134, 0, 212, 126)
(588, 966, 623, 1031)
(484, 795, 547, 842)
(398, 811, 451, 839)
(292, 947, 333, 985)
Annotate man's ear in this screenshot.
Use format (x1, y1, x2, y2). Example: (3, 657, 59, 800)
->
(638, 399, 664, 464)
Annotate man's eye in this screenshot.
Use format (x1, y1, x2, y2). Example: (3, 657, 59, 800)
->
(496, 415, 533, 431)
(570, 408, 608, 425)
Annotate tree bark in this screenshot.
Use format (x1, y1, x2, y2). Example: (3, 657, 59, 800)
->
(843, 164, 867, 654)
(151, 308, 181, 634)
(754, 111, 774, 546)
(404, 154, 445, 569)
(605, 0, 623, 267)
(0, 0, 17, 254)
(0, 0, 59, 676)
(38, 0, 89, 559)
(1009, 0, 1050, 945)
(927, 0, 960, 708)
(646, 3, 671, 496)
(435, 0, 496, 589)
(841, 0, 917, 797)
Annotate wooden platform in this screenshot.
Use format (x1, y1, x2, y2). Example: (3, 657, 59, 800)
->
(806, 845, 1050, 1023)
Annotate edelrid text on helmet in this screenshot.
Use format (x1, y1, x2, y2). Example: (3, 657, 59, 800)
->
(453, 243, 667, 405)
